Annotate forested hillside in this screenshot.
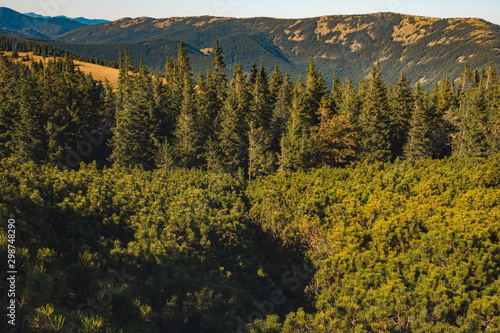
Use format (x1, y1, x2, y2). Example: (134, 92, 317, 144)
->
(2, 7, 500, 87)
(1, 39, 500, 332)
(0, 7, 85, 39)
(53, 12, 500, 86)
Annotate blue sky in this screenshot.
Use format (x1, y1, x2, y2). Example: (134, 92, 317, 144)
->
(3, 0, 500, 25)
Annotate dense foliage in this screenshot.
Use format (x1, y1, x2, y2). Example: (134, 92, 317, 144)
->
(1, 156, 500, 332)
(1, 41, 499, 173)
(0, 35, 119, 68)
(1, 40, 500, 332)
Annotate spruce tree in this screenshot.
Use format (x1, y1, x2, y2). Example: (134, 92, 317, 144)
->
(271, 72, 293, 153)
(0, 53, 17, 159)
(248, 125, 276, 180)
(485, 63, 500, 153)
(428, 77, 455, 158)
(13, 64, 46, 163)
(211, 39, 227, 103)
(248, 64, 275, 178)
(43, 59, 72, 164)
(389, 74, 414, 158)
(217, 88, 248, 173)
(279, 77, 310, 171)
(304, 58, 328, 127)
(269, 64, 284, 109)
(358, 64, 391, 163)
(330, 72, 343, 115)
(172, 73, 201, 168)
(216, 63, 250, 173)
(403, 82, 431, 159)
(195, 71, 218, 164)
(110, 56, 157, 169)
(338, 77, 360, 123)
(451, 63, 489, 157)
(310, 114, 357, 168)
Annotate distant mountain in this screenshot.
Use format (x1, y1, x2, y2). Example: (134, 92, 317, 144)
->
(53, 13, 500, 86)
(0, 7, 84, 38)
(23, 12, 109, 25)
(2, 8, 500, 86)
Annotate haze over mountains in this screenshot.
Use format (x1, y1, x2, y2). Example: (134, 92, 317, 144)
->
(23, 12, 109, 25)
(1, 6, 500, 85)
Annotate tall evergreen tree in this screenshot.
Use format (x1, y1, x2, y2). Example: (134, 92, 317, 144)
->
(217, 87, 248, 173)
(451, 63, 489, 157)
(248, 125, 275, 180)
(428, 77, 455, 158)
(269, 64, 284, 109)
(195, 71, 218, 163)
(279, 77, 310, 171)
(358, 64, 392, 163)
(250, 63, 272, 129)
(271, 72, 293, 153)
(215, 63, 250, 173)
(172, 73, 201, 168)
(304, 58, 328, 128)
(13, 64, 46, 163)
(248, 64, 275, 178)
(338, 77, 360, 123)
(403, 82, 431, 159)
(110, 56, 157, 169)
(485, 63, 500, 153)
(330, 72, 344, 115)
(0, 53, 18, 159)
(389, 74, 414, 158)
(211, 39, 227, 103)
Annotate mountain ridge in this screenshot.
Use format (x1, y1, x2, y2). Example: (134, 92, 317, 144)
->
(0, 7, 85, 38)
(53, 12, 500, 85)
(1, 7, 499, 86)
(23, 11, 109, 25)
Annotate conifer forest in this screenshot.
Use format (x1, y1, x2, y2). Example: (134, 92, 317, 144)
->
(1, 39, 500, 332)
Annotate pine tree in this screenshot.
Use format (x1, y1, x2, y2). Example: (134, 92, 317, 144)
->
(403, 82, 431, 159)
(358, 64, 391, 163)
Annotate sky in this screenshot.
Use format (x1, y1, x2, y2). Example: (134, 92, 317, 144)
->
(3, 0, 500, 25)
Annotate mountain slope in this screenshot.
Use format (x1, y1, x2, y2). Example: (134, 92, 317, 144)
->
(0, 7, 84, 38)
(23, 12, 109, 25)
(53, 12, 500, 85)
